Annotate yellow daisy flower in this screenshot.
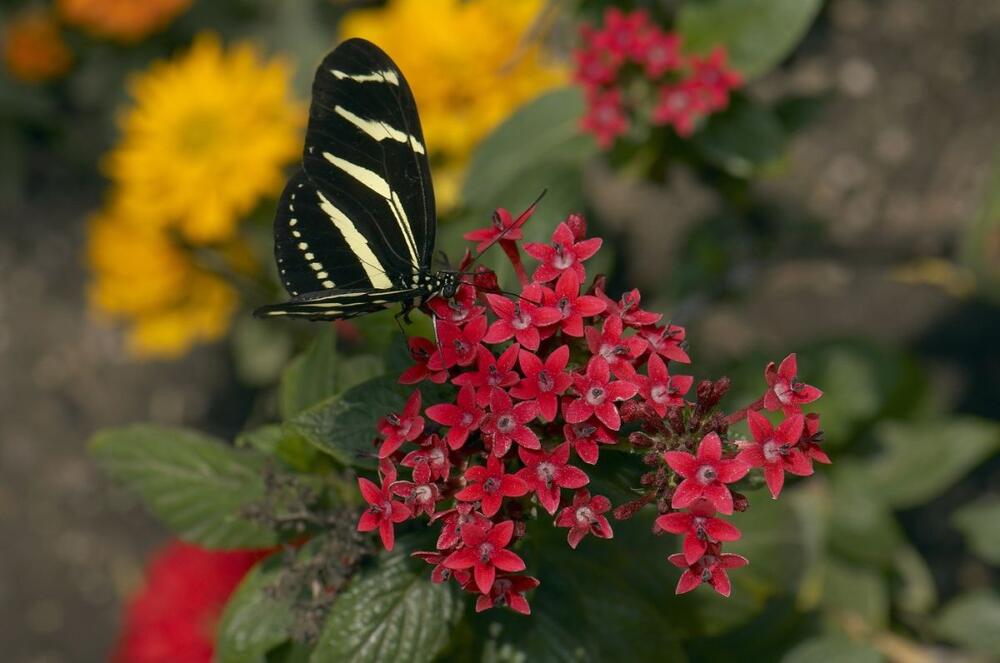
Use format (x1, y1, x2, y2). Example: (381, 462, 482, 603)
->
(339, 0, 567, 210)
(86, 200, 238, 358)
(2, 8, 73, 83)
(57, 0, 192, 43)
(105, 33, 303, 243)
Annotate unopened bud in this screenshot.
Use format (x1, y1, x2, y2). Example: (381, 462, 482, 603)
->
(666, 406, 686, 434)
(613, 494, 652, 520)
(696, 380, 715, 403)
(566, 212, 587, 240)
(713, 376, 731, 401)
(732, 492, 750, 512)
(629, 431, 655, 449)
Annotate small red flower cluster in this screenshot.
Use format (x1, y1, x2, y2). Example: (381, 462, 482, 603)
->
(113, 541, 269, 663)
(357, 208, 828, 612)
(574, 7, 742, 147)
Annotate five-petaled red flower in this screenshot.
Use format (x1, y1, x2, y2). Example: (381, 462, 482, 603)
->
(669, 550, 748, 597)
(401, 434, 451, 484)
(565, 356, 639, 431)
(510, 345, 573, 421)
(357, 474, 410, 551)
(443, 520, 526, 594)
(426, 283, 485, 325)
(399, 337, 448, 385)
(598, 286, 662, 327)
(563, 418, 617, 465)
(524, 221, 602, 284)
(585, 314, 647, 379)
(542, 270, 607, 337)
(426, 385, 486, 450)
(555, 489, 614, 549)
(428, 317, 487, 370)
(635, 353, 694, 417)
(483, 285, 562, 351)
(656, 499, 741, 565)
(799, 412, 831, 469)
(463, 207, 527, 254)
(739, 410, 810, 498)
(580, 87, 629, 148)
(453, 344, 520, 407)
(412, 550, 471, 585)
(475, 574, 540, 614)
(639, 323, 690, 363)
(376, 391, 424, 458)
(433, 503, 490, 550)
(516, 443, 590, 515)
(665, 432, 748, 514)
(456, 454, 529, 517)
(391, 480, 440, 518)
(763, 353, 823, 415)
(480, 389, 541, 457)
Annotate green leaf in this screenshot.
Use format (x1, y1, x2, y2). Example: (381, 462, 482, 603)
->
(782, 635, 884, 663)
(819, 558, 889, 630)
(288, 376, 449, 470)
(893, 545, 938, 615)
(960, 151, 1000, 299)
(457, 87, 594, 234)
(952, 497, 1000, 564)
(692, 98, 786, 178)
(866, 418, 1000, 508)
(934, 590, 1000, 657)
(216, 554, 294, 663)
(677, 0, 823, 79)
(90, 425, 276, 549)
(827, 462, 904, 567)
(233, 317, 295, 387)
(312, 553, 460, 663)
(237, 425, 285, 455)
(280, 327, 340, 419)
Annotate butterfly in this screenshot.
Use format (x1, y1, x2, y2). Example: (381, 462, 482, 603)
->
(254, 38, 459, 322)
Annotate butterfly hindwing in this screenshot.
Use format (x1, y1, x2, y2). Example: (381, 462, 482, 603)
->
(301, 38, 435, 284)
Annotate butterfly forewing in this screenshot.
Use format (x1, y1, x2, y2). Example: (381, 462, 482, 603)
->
(260, 38, 437, 320)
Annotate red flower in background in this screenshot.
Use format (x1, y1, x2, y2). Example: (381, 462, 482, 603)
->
(652, 81, 705, 137)
(580, 87, 629, 148)
(376, 391, 424, 458)
(555, 489, 614, 549)
(763, 353, 823, 415)
(357, 469, 411, 551)
(739, 410, 811, 498)
(463, 207, 526, 253)
(475, 574, 540, 614)
(669, 551, 748, 597)
(656, 499, 741, 565)
(113, 542, 268, 663)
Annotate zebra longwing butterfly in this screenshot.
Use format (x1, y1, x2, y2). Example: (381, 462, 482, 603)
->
(254, 38, 459, 322)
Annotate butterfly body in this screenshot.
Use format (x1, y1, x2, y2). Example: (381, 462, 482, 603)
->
(255, 38, 454, 322)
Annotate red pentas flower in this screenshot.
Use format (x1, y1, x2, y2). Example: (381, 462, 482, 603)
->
(651, 81, 705, 137)
(456, 454, 529, 517)
(399, 337, 448, 384)
(357, 469, 411, 551)
(633, 28, 681, 77)
(763, 353, 823, 415)
(656, 499, 741, 565)
(739, 410, 810, 498)
(480, 389, 541, 457)
(516, 443, 589, 515)
(483, 285, 561, 350)
(635, 353, 694, 417)
(453, 344, 520, 407)
(350, 207, 828, 609)
(566, 356, 639, 431)
(580, 87, 629, 148)
(689, 47, 742, 112)
(555, 489, 614, 549)
(113, 541, 269, 663)
(510, 345, 573, 422)
(665, 432, 748, 514)
(376, 391, 424, 458)
(585, 314, 647, 379)
(523, 221, 602, 284)
(443, 520, 526, 594)
(426, 385, 486, 450)
(669, 550, 748, 597)
(463, 207, 527, 253)
(475, 574, 540, 615)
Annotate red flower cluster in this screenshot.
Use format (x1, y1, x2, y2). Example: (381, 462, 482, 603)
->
(575, 8, 742, 147)
(357, 208, 828, 611)
(113, 541, 269, 663)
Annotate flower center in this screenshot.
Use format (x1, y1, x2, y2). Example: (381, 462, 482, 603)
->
(552, 243, 574, 270)
(650, 384, 668, 403)
(696, 464, 717, 485)
(478, 542, 495, 563)
(414, 485, 433, 503)
(460, 412, 474, 428)
(429, 447, 445, 466)
(496, 414, 516, 434)
(762, 440, 782, 463)
(536, 370, 554, 393)
(557, 297, 571, 317)
(536, 462, 556, 486)
(692, 516, 708, 540)
(482, 477, 500, 494)
(586, 386, 606, 405)
(452, 338, 468, 356)
(511, 304, 531, 330)
(575, 506, 595, 526)
(573, 423, 596, 439)
(774, 382, 793, 403)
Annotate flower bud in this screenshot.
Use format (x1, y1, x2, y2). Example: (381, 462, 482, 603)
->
(732, 491, 749, 512)
(629, 431, 655, 449)
(696, 379, 715, 403)
(566, 212, 587, 240)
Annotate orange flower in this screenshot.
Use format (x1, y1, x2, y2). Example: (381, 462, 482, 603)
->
(57, 0, 192, 42)
(2, 9, 72, 83)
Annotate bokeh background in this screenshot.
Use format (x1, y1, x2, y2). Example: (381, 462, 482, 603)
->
(1, 0, 997, 661)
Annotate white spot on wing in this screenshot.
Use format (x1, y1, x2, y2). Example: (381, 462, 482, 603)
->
(330, 69, 400, 85)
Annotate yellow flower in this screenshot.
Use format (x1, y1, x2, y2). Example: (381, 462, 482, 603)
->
(339, 0, 566, 210)
(2, 9, 73, 83)
(57, 0, 192, 43)
(105, 33, 303, 243)
(86, 200, 238, 358)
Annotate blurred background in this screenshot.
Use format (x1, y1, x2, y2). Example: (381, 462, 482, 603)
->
(0, 0, 997, 661)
